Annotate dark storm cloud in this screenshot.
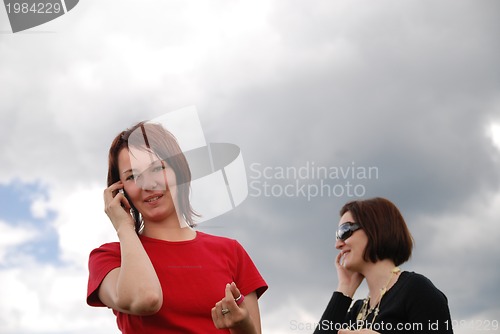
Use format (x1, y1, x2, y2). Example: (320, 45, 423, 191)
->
(196, 0, 500, 327)
(1, 0, 499, 332)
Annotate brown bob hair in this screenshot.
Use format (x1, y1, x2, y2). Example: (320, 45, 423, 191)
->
(340, 197, 413, 266)
(107, 121, 198, 233)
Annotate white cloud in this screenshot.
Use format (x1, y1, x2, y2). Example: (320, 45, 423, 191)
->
(0, 183, 119, 333)
(0, 221, 38, 264)
(261, 295, 320, 334)
(0, 265, 118, 334)
(422, 191, 500, 254)
(490, 122, 500, 151)
(47, 184, 118, 268)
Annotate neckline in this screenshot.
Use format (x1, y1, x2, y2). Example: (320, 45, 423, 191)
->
(378, 270, 408, 300)
(366, 267, 401, 309)
(356, 270, 407, 326)
(139, 230, 200, 244)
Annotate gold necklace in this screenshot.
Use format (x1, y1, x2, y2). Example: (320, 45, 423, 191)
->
(356, 267, 400, 329)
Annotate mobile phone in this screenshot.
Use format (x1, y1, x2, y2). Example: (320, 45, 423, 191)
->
(118, 189, 127, 209)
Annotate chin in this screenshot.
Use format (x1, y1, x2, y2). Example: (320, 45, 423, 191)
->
(344, 261, 362, 273)
(343, 263, 354, 271)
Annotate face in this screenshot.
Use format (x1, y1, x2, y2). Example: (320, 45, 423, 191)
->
(118, 147, 179, 224)
(336, 211, 368, 271)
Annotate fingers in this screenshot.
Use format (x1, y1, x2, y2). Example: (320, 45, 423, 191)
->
(229, 282, 245, 306)
(223, 283, 238, 313)
(211, 282, 248, 330)
(336, 252, 349, 273)
(211, 302, 224, 328)
(336, 251, 342, 266)
(224, 282, 246, 308)
(211, 296, 232, 329)
(103, 182, 135, 232)
(104, 182, 122, 205)
(104, 181, 123, 196)
(227, 282, 238, 299)
(104, 182, 130, 209)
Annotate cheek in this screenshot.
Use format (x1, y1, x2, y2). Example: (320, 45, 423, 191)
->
(347, 235, 368, 255)
(122, 182, 140, 200)
(355, 240, 369, 261)
(164, 170, 178, 188)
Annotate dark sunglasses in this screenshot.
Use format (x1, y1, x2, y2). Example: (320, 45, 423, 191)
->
(336, 222, 361, 241)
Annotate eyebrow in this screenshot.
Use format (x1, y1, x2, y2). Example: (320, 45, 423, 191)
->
(121, 159, 163, 175)
(121, 168, 136, 175)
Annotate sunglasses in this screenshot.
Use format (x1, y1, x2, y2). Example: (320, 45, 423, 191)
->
(336, 222, 361, 241)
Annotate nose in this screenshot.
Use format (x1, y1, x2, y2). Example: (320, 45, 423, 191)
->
(137, 172, 160, 190)
(335, 238, 344, 250)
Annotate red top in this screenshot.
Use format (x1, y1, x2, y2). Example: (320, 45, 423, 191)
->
(87, 231, 267, 333)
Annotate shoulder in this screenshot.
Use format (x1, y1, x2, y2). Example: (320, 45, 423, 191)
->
(401, 271, 438, 289)
(399, 271, 448, 302)
(195, 231, 254, 259)
(89, 242, 121, 259)
(91, 241, 120, 252)
(394, 272, 453, 323)
(196, 231, 240, 248)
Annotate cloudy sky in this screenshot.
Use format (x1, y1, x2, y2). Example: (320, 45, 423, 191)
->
(1, 1, 500, 333)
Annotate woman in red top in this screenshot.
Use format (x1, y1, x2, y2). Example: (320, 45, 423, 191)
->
(86, 121, 267, 333)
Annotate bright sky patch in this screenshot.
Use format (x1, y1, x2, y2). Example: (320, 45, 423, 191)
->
(0, 181, 60, 267)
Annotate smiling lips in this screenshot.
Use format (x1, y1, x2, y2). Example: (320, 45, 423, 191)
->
(144, 193, 164, 203)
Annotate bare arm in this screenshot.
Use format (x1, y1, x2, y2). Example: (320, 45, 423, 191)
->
(98, 182, 163, 315)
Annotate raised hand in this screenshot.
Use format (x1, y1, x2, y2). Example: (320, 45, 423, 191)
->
(212, 282, 257, 334)
(335, 252, 364, 298)
(103, 181, 135, 232)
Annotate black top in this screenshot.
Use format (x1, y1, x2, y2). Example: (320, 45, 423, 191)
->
(314, 271, 454, 333)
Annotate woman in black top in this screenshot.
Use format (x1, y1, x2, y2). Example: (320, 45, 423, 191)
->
(314, 197, 453, 334)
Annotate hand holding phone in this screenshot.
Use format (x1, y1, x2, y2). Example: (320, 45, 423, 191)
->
(104, 182, 135, 232)
(335, 252, 364, 298)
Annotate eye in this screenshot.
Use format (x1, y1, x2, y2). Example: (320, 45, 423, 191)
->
(152, 161, 167, 173)
(125, 173, 137, 181)
(153, 165, 166, 172)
